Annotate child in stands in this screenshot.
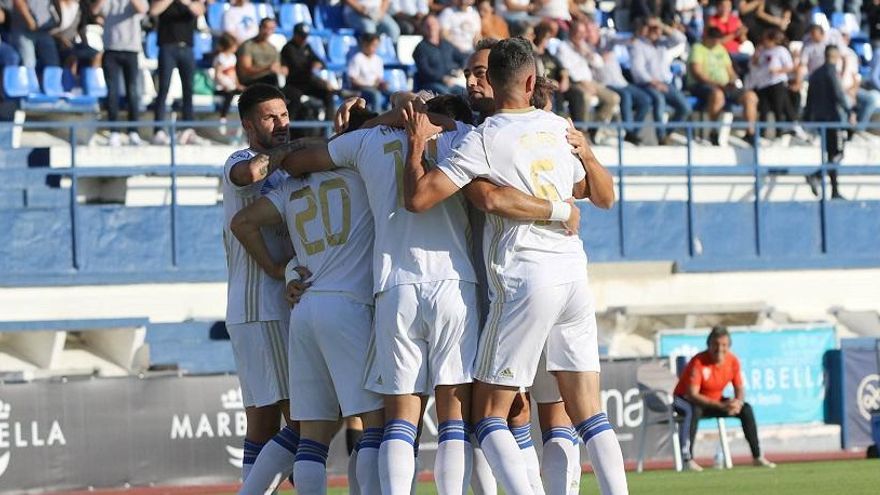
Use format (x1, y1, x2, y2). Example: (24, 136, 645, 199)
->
(214, 33, 241, 135)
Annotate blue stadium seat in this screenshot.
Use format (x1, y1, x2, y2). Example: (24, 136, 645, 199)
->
(614, 44, 631, 69)
(83, 67, 108, 98)
(313, 2, 354, 36)
(308, 35, 328, 62)
(193, 31, 214, 64)
(3, 66, 30, 99)
(41, 66, 65, 98)
(207, 1, 227, 31)
(384, 68, 408, 93)
(377, 34, 399, 65)
(327, 33, 358, 71)
(254, 2, 275, 21)
(280, 3, 313, 32)
(144, 31, 159, 61)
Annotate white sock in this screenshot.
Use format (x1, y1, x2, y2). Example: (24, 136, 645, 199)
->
(542, 427, 579, 495)
(241, 439, 264, 482)
(435, 420, 473, 495)
(239, 427, 299, 495)
(565, 430, 582, 495)
(576, 413, 628, 495)
(293, 439, 330, 495)
(470, 442, 498, 495)
(511, 424, 544, 495)
(474, 418, 532, 495)
(378, 420, 417, 495)
(356, 428, 383, 495)
(348, 448, 360, 495)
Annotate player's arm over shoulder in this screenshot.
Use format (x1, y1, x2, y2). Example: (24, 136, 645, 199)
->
(226, 150, 269, 188)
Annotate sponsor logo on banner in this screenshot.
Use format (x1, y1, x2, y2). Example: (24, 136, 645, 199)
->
(0, 398, 67, 479)
(856, 374, 880, 421)
(169, 388, 246, 468)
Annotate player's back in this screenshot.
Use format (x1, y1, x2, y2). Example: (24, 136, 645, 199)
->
(222, 148, 291, 323)
(451, 108, 588, 302)
(266, 168, 374, 304)
(327, 125, 476, 294)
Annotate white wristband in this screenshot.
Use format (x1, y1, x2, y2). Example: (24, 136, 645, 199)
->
(549, 201, 572, 222)
(284, 257, 301, 285)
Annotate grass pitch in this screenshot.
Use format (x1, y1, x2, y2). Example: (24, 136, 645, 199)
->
(282, 459, 879, 494)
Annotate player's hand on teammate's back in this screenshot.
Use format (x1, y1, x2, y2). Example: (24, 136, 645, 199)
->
(334, 96, 367, 134)
(562, 198, 580, 236)
(403, 101, 442, 142)
(285, 276, 312, 306)
(566, 120, 591, 161)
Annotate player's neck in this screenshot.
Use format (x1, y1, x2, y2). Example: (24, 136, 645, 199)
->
(493, 95, 533, 112)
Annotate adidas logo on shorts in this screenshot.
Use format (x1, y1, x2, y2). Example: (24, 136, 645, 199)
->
(498, 368, 515, 379)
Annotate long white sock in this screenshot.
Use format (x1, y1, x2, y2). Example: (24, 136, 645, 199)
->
(474, 418, 532, 495)
(242, 439, 264, 482)
(435, 420, 473, 495)
(356, 428, 383, 495)
(511, 424, 544, 495)
(378, 420, 417, 495)
(542, 427, 579, 495)
(239, 427, 299, 494)
(576, 413, 628, 495)
(293, 439, 329, 495)
(470, 442, 498, 495)
(565, 429, 582, 495)
(348, 447, 360, 495)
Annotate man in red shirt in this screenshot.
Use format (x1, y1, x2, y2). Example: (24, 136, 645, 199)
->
(672, 326, 776, 471)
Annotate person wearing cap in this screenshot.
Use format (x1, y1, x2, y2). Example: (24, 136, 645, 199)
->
(687, 27, 759, 145)
(280, 23, 337, 124)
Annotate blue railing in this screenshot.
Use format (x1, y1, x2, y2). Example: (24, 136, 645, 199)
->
(0, 119, 879, 286)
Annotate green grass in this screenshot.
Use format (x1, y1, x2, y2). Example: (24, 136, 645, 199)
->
(254, 459, 880, 494)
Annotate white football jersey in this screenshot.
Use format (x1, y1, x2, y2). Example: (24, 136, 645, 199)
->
(265, 168, 374, 305)
(438, 108, 588, 303)
(327, 123, 477, 294)
(222, 148, 293, 324)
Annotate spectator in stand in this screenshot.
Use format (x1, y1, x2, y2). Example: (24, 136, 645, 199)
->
(280, 23, 337, 122)
(688, 27, 759, 145)
(93, 0, 147, 147)
(52, 0, 99, 75)
(804, 45, 853, 199)
(838, 29, 879, 133)
(150, 0, 206, 146)
(784, 0, 813, 42)
(236, 18, 283, 87)
(347, 32, 387, 112)
(494, 0, 539, 30)
(674, 0, 704, 43)
(800, 24, 846, 79)
(630, 0, 675, 27)
(412, 14, 467, 94)
(584, 17, 652, 146)
(555, 18, 620, 141)
(533, 20, 588, 126)
(343, 0, 401, 41)
(438, 0, 481, 54)
(8, 0, 62, 69)
(213, 32, 240, 132)
(630, 16, 692, 145)
(389, 0, 429, 35)
(748, 27, 802, 140)
(672, 326, 777, 472)
(739, 0, 790, 44)
(0, 8, 23, 73)
(708, 0, 749, 72)
(535, 0, 571, 33)
(223, 0, 260, 45)
(477, 0, 509, 39)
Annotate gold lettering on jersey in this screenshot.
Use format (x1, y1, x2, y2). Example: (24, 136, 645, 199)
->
(518, 132, 557, 149)
(530, 159, 560, 226)
(289, 179, 352, 255)
(383, 140, 406, 208)
(291, 186, 325, 255)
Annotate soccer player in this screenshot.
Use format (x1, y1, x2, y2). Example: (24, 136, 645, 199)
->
(400, 38, 628, 495)
(275, 94, 577, 495)
(221, 83, 304, 486)
(231, 131, 386, 493)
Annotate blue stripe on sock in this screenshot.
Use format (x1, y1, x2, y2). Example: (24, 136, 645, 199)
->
(576, 413, 614, 444)
(542, 426, 576, 444)
(438, 420, 471, 443)
(510, 424, 533, 449)
(569, 426, 580, 445)
(382, 419, 418, 445)
(242, 440, 265, 464)
(272, 426, 300, 455)
(358, 427, 384, 451)
(295, 439, 329, 465)
(474, 417, 508, 444)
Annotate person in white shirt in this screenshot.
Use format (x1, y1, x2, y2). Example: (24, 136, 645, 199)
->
(748, 27, 800, 138)
(344, 0, 402, 41)
(400, 38, 628, 495)
(348, 33, 388, 112)
(438, 0, 482, 53)
(223, 0, 260, 44)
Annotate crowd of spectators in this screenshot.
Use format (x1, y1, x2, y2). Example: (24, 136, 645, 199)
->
(0, 0, 879, 147)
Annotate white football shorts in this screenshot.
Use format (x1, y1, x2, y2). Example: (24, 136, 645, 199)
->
(289, 292, 383, 421)
(364, 280, 479, 395)
(475, 281, 600, 390)
(227, 320, 290, 408)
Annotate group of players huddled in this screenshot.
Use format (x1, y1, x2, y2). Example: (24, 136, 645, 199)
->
(222, 36, 628, 495)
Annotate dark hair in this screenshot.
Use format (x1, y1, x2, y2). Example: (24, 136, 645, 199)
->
(426, 95, 474, 125)
(487, 37, 536, 91)
(259, 17, 275, 29)
(704, 27, 723, 39)
(238, 83, 286, 120)
(346, 107, 379, 132)
(707, 326, 731, 346)
(360, 32, 380, 45)
(534, 21, 555, 45)
(825, 43, 840, 59)
(762, 27, 785, 44)
(530, 76, 557, 110)
(217, 32, 237, 52)
(475, 37, 500, 52)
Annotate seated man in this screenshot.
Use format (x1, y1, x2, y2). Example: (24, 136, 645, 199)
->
(672, 326, 776, 471)
(687, 27, 758, 146)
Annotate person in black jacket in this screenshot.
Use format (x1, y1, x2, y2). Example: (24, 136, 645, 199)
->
(803, 44, 854, 199)
(412, 14, 467, 94)
(279, 23, 337, 127)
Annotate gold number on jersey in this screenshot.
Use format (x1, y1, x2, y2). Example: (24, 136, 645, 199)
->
(530, 159, 560, 225)
(383, 140, 405, 208)
(289, 179, 352, 255)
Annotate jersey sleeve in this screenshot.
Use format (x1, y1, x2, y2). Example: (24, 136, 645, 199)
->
(686, 358, 704, 392)
(571, 153, 587, 183)
(327, 129, 366, 169)
(436, 130, 489, 189)
(223, 150, 260, 193)
(264, 180, 288, 219)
